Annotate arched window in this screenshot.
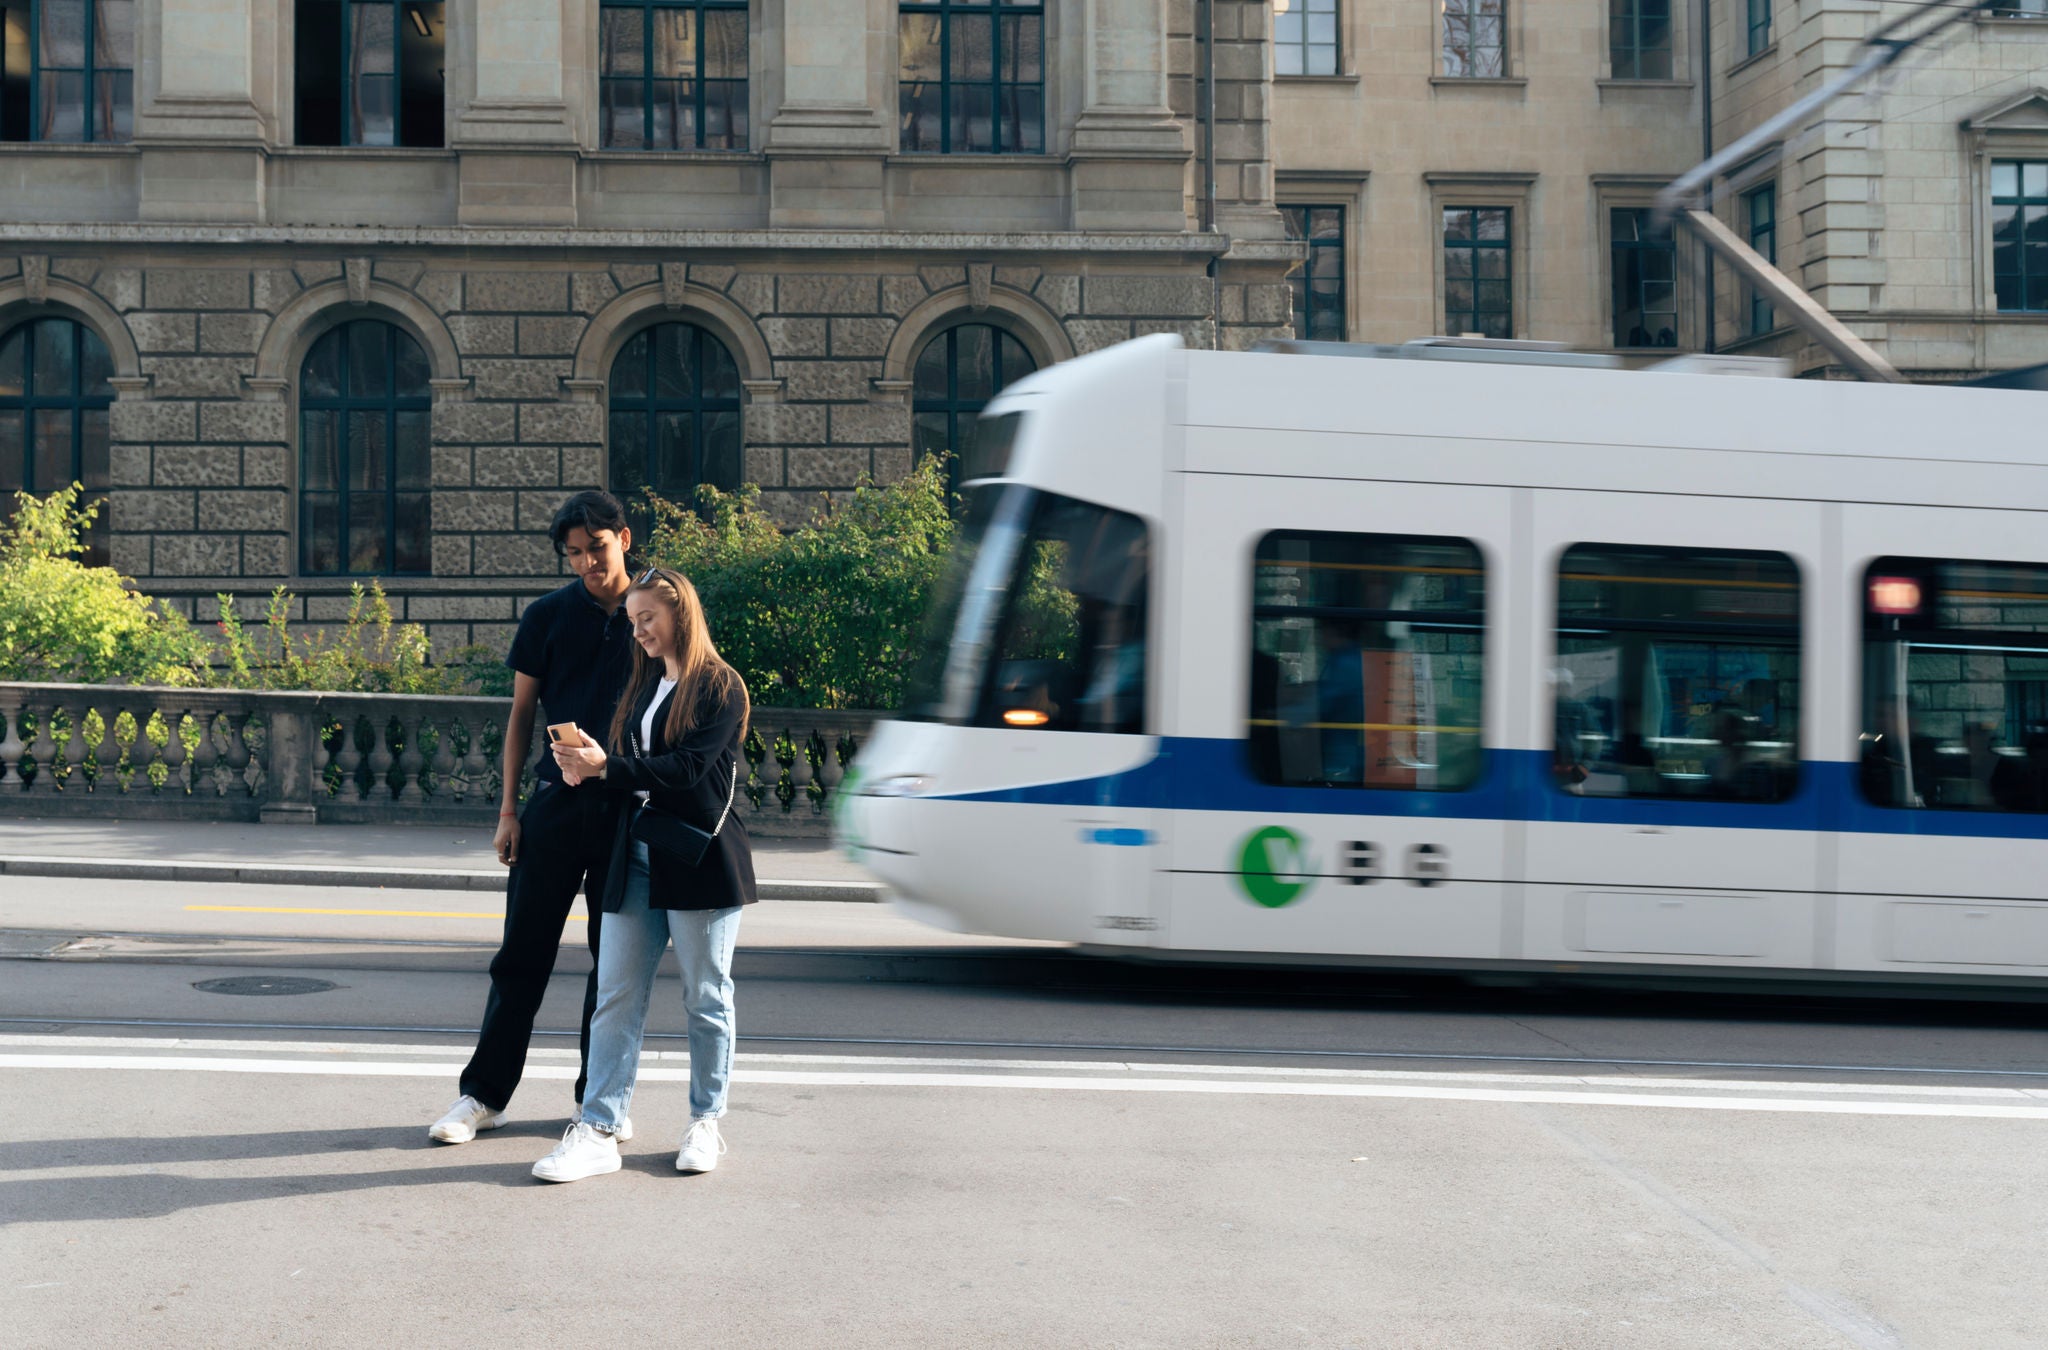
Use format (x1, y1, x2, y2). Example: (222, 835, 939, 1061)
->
(912, 322, 1035, 495)
(299, 320, 431, 576)
(608, 321, 742, 536)
(0, 317, 113, 565)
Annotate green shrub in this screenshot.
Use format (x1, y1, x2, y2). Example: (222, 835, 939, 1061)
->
(644, 458, 956, 709)
(0, 486, 206, 685)
(209, 582, 488, 695)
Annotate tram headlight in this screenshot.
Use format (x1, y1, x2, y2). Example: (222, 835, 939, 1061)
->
(865, 774, 933, 798)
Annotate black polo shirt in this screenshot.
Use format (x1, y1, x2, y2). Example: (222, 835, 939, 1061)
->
(506, 579, 636, 785)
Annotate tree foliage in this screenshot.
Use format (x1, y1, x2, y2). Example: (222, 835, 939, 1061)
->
(643, 459, 956, 709)
(0, 487, 206, 684)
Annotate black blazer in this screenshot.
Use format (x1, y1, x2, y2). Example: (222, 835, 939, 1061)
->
(599, 675, 757, 912)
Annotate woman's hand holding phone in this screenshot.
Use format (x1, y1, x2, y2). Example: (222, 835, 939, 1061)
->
(552, 726, 608, 784)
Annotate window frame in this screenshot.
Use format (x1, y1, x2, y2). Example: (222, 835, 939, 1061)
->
(897, 0, 1047, 155)
(293, 0, 445, 149)
(1745, 181, 1778, 335)
(910, 320, 1037, 501)
(597, 0, 750, 152)
(605, 319, 746, 538)
(1744, 0, 1770, 58)
(1608, 206, 1681, 350)
(1280, 204, 1349, 343)
(1439, 0, 1507, 79)
(1991, 158, 2048, 314)
(1553, 542, 1804, 805)
(0, 316, 114, 566)
(1441, 204, 1514, 340)
(1, 0, 135, 144)
(1608, 0, 1673, 80)
(297, 320, 434, 578)
(1247, 529, 1489, 794)
(1859, 556, 2048, 816)
(1273, 0, 1341, 78)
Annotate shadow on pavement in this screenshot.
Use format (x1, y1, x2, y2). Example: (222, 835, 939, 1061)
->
(0, 1117, 573, 1176)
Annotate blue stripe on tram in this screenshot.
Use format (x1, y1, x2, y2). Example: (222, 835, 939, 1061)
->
(938, 740, 2048, 842)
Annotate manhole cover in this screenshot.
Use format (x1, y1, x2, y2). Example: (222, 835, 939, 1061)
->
(192, 976, 338, 996)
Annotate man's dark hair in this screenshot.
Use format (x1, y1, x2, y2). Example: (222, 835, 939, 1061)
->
(549, 491, 629, 555)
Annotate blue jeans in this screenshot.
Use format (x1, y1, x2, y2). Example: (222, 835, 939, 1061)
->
(580, 840, 743, 1128)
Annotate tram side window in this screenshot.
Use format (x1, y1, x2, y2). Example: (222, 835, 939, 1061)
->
(1554, 544, 1801, 803)
(1860, 558, 2048, 814)
(1248, 532, 1486, 791)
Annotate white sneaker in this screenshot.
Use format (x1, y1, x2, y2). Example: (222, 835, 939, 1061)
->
(676, 1117, 727, 1174)
(571, 1106, 633, 1142)
(429, 1095, 505, 1144)
(531, 1122, 622, 1183)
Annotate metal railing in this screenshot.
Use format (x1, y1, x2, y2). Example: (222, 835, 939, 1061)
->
(0, 682, 875, 837)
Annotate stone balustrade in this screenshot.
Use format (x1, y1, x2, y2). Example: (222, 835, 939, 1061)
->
(0, 682, 876, 838)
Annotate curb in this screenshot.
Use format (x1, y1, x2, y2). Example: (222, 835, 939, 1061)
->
(0, 855, 885, 903)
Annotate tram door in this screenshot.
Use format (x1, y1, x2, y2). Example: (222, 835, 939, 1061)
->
(1519, 490, 1828, 969)
(1162, 472, 1515, 960)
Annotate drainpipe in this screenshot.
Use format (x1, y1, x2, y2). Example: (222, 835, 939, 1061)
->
(1700, 0, 1715, 353)
(1200, 0, 1221, 348)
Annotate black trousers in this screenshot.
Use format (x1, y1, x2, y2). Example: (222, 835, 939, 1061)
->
(458, 780, 618, 1112)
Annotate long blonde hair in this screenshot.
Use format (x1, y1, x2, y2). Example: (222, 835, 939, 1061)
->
(607, 567, 749, 754)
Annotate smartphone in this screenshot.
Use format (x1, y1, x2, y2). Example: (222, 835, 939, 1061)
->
(546, 723, 579, 745)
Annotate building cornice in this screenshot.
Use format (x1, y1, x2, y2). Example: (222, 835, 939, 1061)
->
(0, 223, 1232, 256)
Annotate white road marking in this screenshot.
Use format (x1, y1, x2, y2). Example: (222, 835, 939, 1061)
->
(1, 1034, 2042, 1099)
(3, 1050, 2046, 1120)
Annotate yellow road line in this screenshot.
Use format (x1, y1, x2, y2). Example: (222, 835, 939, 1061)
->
(186, 904, 588, 921)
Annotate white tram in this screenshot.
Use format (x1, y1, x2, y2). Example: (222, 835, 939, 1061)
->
(836, 335, 2048, 986)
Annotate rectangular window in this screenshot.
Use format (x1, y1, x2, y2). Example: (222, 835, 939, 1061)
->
(1441, 0, 1504, 78)
(1555, 544, 1801, 803)
(1610, 207, 1679, 348)
(1746, 183, 1777, 335)
(1608, 0, 1671, 80)
(295, 0, 444, 148)
(1248, 533, 1486, 791)
(1992, 161, 2048, 314)
(899, 0, 1044, 155)
(1282, 205, 1347, 342)
(1745, 0, 1769, 56)
(0, 0, 131, 143)
(1990, 0, 2046, 14)
(1861, 559, 2048, 815)
(902, 482, 1147, 733)
(600, 0, 748, 151)
(1274, 0, 1339, 77)
(1443, 206, 1512, 339)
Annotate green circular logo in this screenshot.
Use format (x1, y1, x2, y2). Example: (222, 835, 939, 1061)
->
(1236, 826, 1315, 909)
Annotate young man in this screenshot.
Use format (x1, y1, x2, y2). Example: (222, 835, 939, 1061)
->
(430, 491, 640, 1143)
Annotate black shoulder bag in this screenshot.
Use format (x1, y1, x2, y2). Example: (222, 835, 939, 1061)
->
(630, 760, 739, 867)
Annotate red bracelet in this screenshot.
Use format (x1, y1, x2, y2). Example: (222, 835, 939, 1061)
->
(499, 809, 517, 817)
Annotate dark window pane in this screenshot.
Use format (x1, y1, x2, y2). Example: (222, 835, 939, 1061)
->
(955, 325, 996, 403)
(93, 0, 134, 65)
(93, 69, 132, 141)
(302, 409, 340, 490)
(913, 410, 951, 464)
(609, 410, 649, 501)
(32, 408, 71, 491)
(702, 409, 741, 490)
(602, 77, 645, 149)
(39, 0, 85, 68)
(37, 71, 86, 141)
(914, 334, 949, 399)
(347, 410, 388, 489)
(654, 409, 694, 493)
(600, 6, 644, 76)
(611, 331, 648, 399)
(79, 407, 109, 489)
(701, 335, 740, 401)
(302, 493, 341, 573)
(302, 328, 344, 401)
(0, 412, 24, 494)
(295, 0, 345, 145)
(394, 491, 430, 572)
(394, 409, 429, 488)
(704, 7, 746, 80)
(32, 320, 74, 396)
(347, 321, 387, 398)
(0, 329, 24, 398)
(951, 82, 993, 153)
(950, 14, 992, 81)
(1002, 14, 1041, 81)
(654, 322, 693, 399)
(348, 492, 387, 572)
(393, 329, 429, 395)
(79, 326, 113, 396)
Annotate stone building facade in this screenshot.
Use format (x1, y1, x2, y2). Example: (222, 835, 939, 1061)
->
(1267, 0, 2048, 377)
(0, 0, 1296, 648)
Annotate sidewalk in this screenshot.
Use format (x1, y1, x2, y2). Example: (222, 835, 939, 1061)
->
(0, 816, 882, 902)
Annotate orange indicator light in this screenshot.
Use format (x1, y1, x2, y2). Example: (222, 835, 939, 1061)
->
(1002, 709, 1050, 728)
(1869, 576, 1923, 616)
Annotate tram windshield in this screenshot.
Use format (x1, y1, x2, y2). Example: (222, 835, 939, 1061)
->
(901, 483, 1148, 733)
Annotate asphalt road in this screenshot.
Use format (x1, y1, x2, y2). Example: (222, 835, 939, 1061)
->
(4, 874, 2047, 1349)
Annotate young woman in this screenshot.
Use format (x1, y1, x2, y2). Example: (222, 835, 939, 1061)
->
(532, 566, 757, 1183)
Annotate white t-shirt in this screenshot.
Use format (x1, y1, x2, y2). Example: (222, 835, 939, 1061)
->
(635, 676, 678, 804)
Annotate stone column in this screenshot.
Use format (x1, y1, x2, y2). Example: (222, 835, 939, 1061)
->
(1070, 0, 1190, 232)
(452, 0, 579, 226)
(764, 0, 893, 228)
(135, 0, 267, 222)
